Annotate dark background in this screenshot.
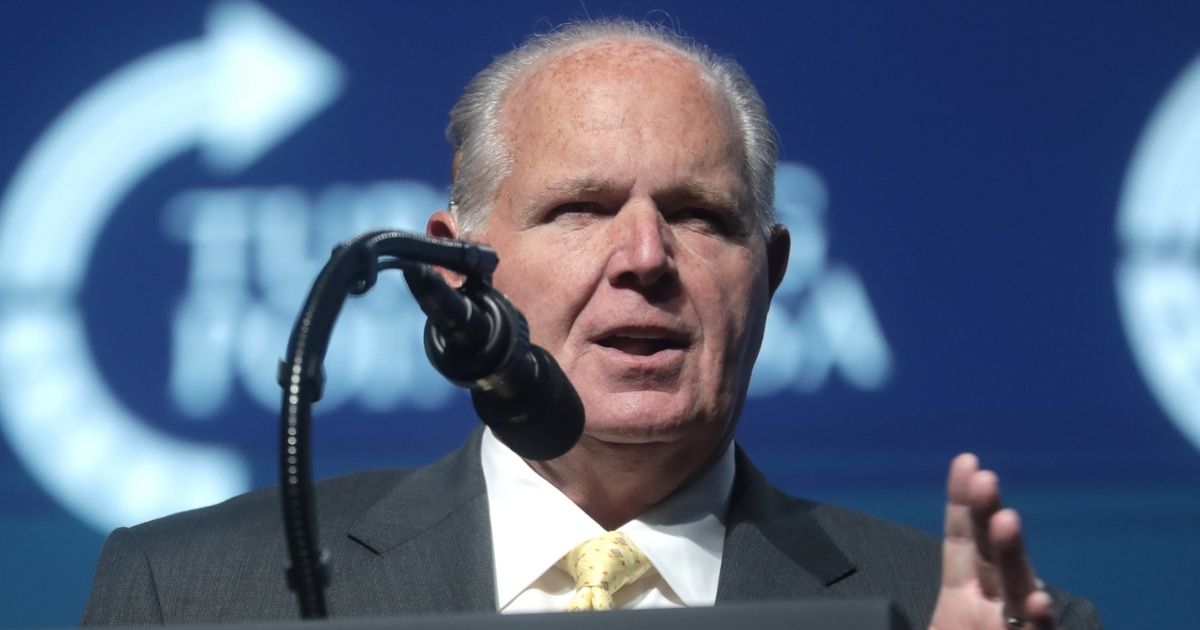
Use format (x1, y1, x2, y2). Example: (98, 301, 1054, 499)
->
(1, 1, 1198, 627)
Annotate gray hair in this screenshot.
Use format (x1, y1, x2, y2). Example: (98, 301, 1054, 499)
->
(446, 18, 778, 239)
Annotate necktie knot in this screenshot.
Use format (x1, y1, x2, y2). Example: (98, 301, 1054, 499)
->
(559, 531, 652, 611)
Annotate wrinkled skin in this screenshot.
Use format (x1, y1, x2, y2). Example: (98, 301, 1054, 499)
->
(430, 37, 1056, 629)
(431, 39, 789, 527)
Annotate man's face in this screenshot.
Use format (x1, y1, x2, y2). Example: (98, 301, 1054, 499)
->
(467, 41, 782, 461)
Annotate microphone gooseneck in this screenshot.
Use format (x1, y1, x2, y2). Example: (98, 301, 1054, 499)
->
(277, 230, 584, 619)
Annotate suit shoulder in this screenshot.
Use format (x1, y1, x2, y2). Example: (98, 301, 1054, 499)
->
(84, 468, 420, 624)
(127, 467, 416, 546)
(807, 499, 941, 555)
(759, 483, 941, 559)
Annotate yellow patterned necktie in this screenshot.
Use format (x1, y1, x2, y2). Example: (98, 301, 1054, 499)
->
(558, 531, 653, 611)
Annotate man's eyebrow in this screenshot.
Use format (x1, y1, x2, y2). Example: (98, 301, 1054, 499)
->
(669, 179, 752, 236)
(523, 177, 741, 213)
(545, 178, 619, 198)
(673, 179, 739, 207)
(519, 178, 619, 215)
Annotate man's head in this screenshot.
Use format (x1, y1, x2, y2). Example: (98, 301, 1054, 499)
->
(446, 20, 779, 239)
(430, 20, 788, 477)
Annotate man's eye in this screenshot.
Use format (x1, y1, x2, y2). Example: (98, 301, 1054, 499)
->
(672, 207, 733, 234)
(547, 202, 606, 221)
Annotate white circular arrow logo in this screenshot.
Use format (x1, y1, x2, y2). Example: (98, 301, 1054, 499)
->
(0, 1, 343, 531)
(1117, 51, 1200, 453)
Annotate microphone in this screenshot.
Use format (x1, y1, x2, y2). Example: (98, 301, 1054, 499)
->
(404, 263, 585, 460)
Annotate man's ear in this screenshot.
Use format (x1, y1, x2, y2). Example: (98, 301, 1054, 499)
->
(426, 210, 465, 286)
(427, 209, 459, 240)
(766, 223, 790, 298)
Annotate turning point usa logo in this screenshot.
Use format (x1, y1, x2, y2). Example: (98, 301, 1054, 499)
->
(0, 2, 892, 533)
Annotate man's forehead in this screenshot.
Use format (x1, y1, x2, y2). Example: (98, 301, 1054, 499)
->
(491, 34, 747, 215)
(501, 41, 733, 144)
(506, 37, 714, 114)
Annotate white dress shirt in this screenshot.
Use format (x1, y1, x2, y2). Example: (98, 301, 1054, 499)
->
(480, 428, 735, 613)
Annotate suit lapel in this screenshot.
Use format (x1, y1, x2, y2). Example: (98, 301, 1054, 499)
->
(337, 430, 496, 616)
(717, 447, 857, 602)
(326, 436, 858, 612)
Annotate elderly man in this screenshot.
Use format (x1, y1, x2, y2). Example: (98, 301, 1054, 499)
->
(83, 19, 1100, 630)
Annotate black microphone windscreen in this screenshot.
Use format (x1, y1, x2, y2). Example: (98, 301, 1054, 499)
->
(472, 346, 584, 460)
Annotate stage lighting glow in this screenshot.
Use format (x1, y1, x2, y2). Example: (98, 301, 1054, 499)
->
(1118, 51, 1200, 454)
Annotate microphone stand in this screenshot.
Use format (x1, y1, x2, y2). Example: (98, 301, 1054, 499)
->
(276, 230, 497, 619)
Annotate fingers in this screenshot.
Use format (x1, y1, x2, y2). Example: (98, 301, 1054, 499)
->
(968, 469, 1002, 560)
(968, 469, 1004, 597)
(942, 454, 1002, 589)
(1024, 590, 1056, 630)
(1005, 590, 1055, 630)
(992, 509, 1053, 629)
(944, 453, 976, 533)
(940, 453, 979, 588)
(943, 454, 1004, 595)
(941, 453, 1056, 628)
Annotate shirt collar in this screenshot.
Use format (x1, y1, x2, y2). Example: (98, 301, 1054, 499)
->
(480, 428, 734, 609)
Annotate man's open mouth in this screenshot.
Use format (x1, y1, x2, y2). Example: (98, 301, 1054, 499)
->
(596, 332, 689, 356)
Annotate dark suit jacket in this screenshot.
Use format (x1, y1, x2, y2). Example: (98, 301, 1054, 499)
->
(82, 431, 1101, 628)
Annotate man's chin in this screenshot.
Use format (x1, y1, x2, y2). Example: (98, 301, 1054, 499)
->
(574, 389, 728, 442)
(577, 411, 709, 446)
(580, 427, 680, 446)
(573, 418, 733, 479)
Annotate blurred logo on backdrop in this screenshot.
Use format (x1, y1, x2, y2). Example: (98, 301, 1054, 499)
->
(0, 1, 892, 533)
(0, 0, 344, 533)
(1118, 51, 1200, 454)
(753, 163, 892, 397)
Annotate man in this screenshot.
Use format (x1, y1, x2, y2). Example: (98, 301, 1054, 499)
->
(84, 19, 1100, 629)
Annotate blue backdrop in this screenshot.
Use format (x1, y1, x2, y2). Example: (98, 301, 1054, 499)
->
(1, 1, 1198, 627)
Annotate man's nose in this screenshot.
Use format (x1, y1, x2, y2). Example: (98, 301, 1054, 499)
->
(607, 203, 675, 289)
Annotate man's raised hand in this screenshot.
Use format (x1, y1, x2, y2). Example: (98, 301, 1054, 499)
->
(930, 453, 1055, 630)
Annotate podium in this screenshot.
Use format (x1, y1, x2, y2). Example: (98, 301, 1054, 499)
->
(129, 600, 910, 630)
